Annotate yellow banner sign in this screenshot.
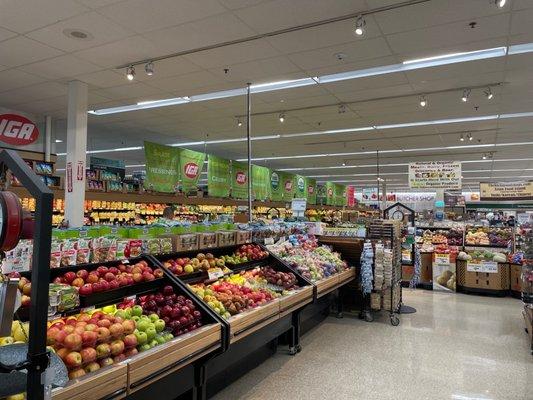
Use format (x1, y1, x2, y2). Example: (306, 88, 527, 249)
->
(480, 181, 533, 200)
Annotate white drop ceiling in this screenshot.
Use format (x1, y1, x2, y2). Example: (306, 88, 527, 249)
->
(0, 0, 533, 191)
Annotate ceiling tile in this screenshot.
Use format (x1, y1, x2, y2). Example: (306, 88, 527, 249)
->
(217, 0, 269, 10)
(93, 82, 169, 102)
(0, 69, 46, 93)
(19, 55, 102, 79)
(0, 27, 17, 41)
(75, 0, 124, 8)
(0, 82, 68, 107)
(99, 0, 226, 34)
(26, 11, 134, 52)
(146, 70, 227, 94)
(0, 36, 64, 67)
(287, 37, 392, 71)
(143, 13, 258, 57)
(74, 69, 128, 88)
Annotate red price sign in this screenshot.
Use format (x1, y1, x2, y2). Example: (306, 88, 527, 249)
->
(77, 160, 84, 181)
(66, 162, 73, 193)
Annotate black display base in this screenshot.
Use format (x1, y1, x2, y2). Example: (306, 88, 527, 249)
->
(399, 304, 417, 314)
(457, 285, 509, 297)
(300, 294, 332, 335)
(401, 281, 433, 290)
(510, 290, 522, 299)
(126, 363, 195, 400)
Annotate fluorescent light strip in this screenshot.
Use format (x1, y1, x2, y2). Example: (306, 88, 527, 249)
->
(89, 43, 533, 116)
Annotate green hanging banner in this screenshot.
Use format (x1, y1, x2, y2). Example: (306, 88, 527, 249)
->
(281, 172, 295, 201)
(207, 155, 231, 197)
(231, 161, 249, 199)
(306, 178, 317, 204)
(316, 184, 326, 205)
(252, 165, 270, 201)
(325, 181, 335, 205)
(179, 148, 206, 192)
(144, 141, 180, 193)
(270, 170, 283, 202)
(334, 183, 347, 206)
(294, 175, 307, 198)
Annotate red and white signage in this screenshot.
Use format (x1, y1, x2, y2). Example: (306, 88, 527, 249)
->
(0, 114, 39, 146)
(236, 171, 247, 184)
(183, 162, 199, 179)
(66, 162, 73, 193)
(347, 186, 355, 207)
(77, 161, 84, 181)
(284, 180, 293, 192)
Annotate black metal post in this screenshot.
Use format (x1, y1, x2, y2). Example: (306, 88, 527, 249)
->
(246, 83, 252, 223)
(0, 149, 53, 400)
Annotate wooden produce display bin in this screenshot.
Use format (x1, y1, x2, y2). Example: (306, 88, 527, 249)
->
(128, 323, 222, 393)
(523, 306, 533, 355)
(197, 232, 218, 249)
(420, 252, 433, 284)
(510, 263, 522, 297)
(456, 260, 510, 296)
(278, 286, 313, 315)
(216, 231, 237, 247)
(316, 274, 340, 298)
(337, 268, 356, 287)
(172, 233, 199, 252)
(52, 364, 128, 400)
(236, 230, 252, 245)
(228, 299, 280, 340)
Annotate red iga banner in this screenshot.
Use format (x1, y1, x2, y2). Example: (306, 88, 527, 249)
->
(0, 114, 39, 146)
(347, 186, 355, 207)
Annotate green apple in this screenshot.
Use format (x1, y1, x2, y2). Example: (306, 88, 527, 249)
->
(134, 330, 148, 345)
(149, 339, 158, 348)
(139, 343, 151, 352)
(145, 327, 157, 342)
(131, 316, 141, 323)
(163, 333, 174, 342)
(124, 308, 132, 318)
(137, 320, 150, 332)
(114, 309, 127, 319)
(154, 319, 165, 333)
(149, 313, 159, 323)
(131, 305, 143, 317)
(140, 315, 150, 321)
(155, 335, 166, 345)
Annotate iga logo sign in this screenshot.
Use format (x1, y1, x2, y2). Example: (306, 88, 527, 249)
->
(183, 162, 199, 179)
(327, 188, 333, 196)
(284, 180, 293, 192)
(236, 171, 247, 184)
(0, 114, 39, 146)
(270, 172, 279, 190)
(307, 185, 314, 194)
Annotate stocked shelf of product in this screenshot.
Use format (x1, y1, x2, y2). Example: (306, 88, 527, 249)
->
(464, 226, 513, 248)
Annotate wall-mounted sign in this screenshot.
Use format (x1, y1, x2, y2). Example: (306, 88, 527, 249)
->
(480, 181, 533, 201)
(408, 161, 461, 189)
(0, 114, 39, 146)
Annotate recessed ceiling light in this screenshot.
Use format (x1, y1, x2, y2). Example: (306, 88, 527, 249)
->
(354, 15, 366, 36)
(462, 89, 471, 102)
(468, 133, 473, 141)
(55, 139, 63, 143)
(237, 119, 242, 127)
(419, 95, 427, 107)
(279, 113, 285, 123)
(62, 28, 93, 41)
(484, 87, 493, 100)
(126, 65, 135, 81)
(145, 61, 154, 76)
(460, 134, 465, 142)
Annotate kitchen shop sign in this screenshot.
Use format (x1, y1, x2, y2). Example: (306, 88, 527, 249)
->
(0, 114, 39, 146)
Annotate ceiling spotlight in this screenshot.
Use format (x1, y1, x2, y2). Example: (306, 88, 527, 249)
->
(467, 132, 473, 141)
(342, 160, 347, 166)
(482, 153, 487, 160)
(279, 113, 285, 123)
(354, 15, 366, 36)
(55, 139, 63, 143)
(126, 65, 135, 81)
(419, 95, 427, 107)
(484, 87, 493, 100)
(461, 89, 471, 102)
(460, 134, 465, 142)
(144, 61, 154, 76)
(495, 0, 506, 8)
(237, 119, 242, 127)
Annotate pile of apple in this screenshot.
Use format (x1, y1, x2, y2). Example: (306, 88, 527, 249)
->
(232, 244, 269, 262)
(162, 252, 227, 276)
(135, 285, 204, 336)
(4, 272, 32, 308)
(47, 310, 138, 380)
(259, 266, 298, 290)
(53, 260, 164, 296)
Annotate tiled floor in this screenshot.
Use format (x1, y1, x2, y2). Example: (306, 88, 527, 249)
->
(212, 290, 532, 400)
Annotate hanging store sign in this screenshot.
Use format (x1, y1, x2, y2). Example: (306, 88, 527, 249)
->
(347, 186, 355, 207)
(0, 114, 39, 146)
(281, 172, 295, 201)
(306, 178, 317, 205)
(179, 148, 206, 191)
(252, 165, 270, 201)
(408, 161, 461, 189)
(207, 155, 231, 197)
(479, 181, 533, 201)
(143, 141, 180, 193)
(89, 156, 125, 180)
(231, 161, 248, 199)
(294, 175, 306, 199)
(325, 182, 335, 205)
(270, 171, 283, 202)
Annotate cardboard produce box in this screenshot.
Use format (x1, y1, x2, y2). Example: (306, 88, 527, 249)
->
(510, 263, 522, 292)
(236, 230, 252, 245)
(198, 232, 218, 249)
(216, 231, 237, 247)
(160, 233, 199, 252)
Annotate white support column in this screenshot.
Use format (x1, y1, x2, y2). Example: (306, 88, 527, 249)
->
(64, 81, 88, 227)
(44, 115, 52, 162)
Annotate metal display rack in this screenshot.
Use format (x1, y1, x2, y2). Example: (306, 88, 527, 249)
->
(360, 220, 402, 326)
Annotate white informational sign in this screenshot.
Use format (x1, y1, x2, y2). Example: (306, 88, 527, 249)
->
(207, 268, 224, 280)
(408, 161, 462, 189)
(467, 260, 499, 273)
(517, 213, 532, 225)
(362, 188, 378, 203)
(291, 198, 307, 212)
(433, 253, 455, 292)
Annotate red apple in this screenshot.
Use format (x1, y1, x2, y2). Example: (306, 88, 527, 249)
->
(81, 330, 98, 347)
(65, 351, 82, 368)
(123, 334, 138, 348)
(110, 339, 125, 356)
(64, 333, 82, 350)
(71, 277, 85, 288)
(56, 347, 70, 361)
(121, 320, 135, 335)
(95, 343, 111, 358)
(97, 319, 111, 328)
(113, 353, 127, 363)
(62, 325, 75, 334)
(79, 284, 93, 295)
(118, 264, 127, 272)
(55, 329, 67, 345)
(77, 314, 91, 323)
(53, 276, 64, 284)
(22, 282, 32, 295)
(109, 323, 124, 338)
(132, 272, 143, 283)
(124, 347, 138, 358)
(154, 268, 164, 278)
(109, 280, 120, 290)
(76, 269, 89, 280)
(92, 311, 104, 320)
(63, 271, 76, 283)
(85, 323, 98, 332)
(99, 357, 114, 368)
(104, 272, 115, 282)
(80, 347, 97, 363)
(108, 267, 119, 275)
(99, 280, 110, 292)
(96, 266, 108, 276)
(68, 368, 86, 380)
(87, 273, 99, 284)
(73, 325, 85, 335)
(96, 327, 111, 342)
(142, 272, 155, 282)
(84, 362, 100, 373)
(131, 266, 142, 275)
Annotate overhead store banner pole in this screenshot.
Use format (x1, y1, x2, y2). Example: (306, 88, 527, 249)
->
(246, 83, 252, 222)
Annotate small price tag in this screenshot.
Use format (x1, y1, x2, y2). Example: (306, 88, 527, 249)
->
(81, 306, 95, 313)
(120, 259, 130, 264)
(124, 295, 136, 302)
(208, 268, 224, 280)
(467, 261, 483, 272)
(482, 261, 498, 273)
(264, 237, 274, 245)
